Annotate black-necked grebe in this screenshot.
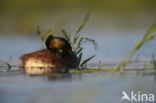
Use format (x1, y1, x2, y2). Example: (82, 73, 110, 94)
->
(45, 35, 72, 54)
(19, 35, 78, 74)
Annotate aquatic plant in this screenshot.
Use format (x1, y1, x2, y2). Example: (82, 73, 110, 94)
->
(0, 60, 11, 70)
(151, 55, 156, 71)
(37, 12, 97, 68)
(115, 24, 156, 72)
(37, 26, 51, 49)
(61, 12, 97, 68)
(6, 62, 11, 70)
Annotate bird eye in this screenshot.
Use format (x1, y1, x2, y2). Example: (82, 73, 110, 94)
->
(49, 45, 52, 49)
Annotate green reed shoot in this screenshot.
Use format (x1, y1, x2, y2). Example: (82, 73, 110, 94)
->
(6, 62, 11, 70)
(71, 11, 91, 47)
(37, 12, 97, 68)
(151, 54, 156, 71)
(62, 11, 97, 67)
(115, 24, 156, 72)
(37, 26, 51, 49)
(0, 60, 11, 70)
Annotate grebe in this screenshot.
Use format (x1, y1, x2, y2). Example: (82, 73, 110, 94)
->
(19, 35, 78, 74)
(45, 35, 72, 54)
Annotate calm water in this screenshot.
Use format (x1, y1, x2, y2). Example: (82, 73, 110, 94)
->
(0, 31, 156, 103)
(1, 1, 156, 102)
(0, 70, 156, 103)
(0, 30, 156, 63)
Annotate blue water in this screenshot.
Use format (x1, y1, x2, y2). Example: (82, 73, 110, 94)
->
(0, 30, 156, 65)
(0, 29, 156, 103)
(0, 71, 155, 103)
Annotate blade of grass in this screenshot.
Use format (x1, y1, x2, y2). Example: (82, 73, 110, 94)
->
(76, 47, 83, 55)
(81, 37, 97, 50)
(80, 55, 95, 67)
(44, 29, 51, 38)
(74, 37, 97, 53)
(37, 25, 41, 36)
(41, 29, 51, 49)
(6, 62, 11, 70)
(73, 35, 80, 48)
(78, 53, 83, 66)
(37, 26, 42, 39)
(143, 24, 156, 39)
(115, 24, 156, 72)
(37, 28, 51, 49)
(152, 54, 156, 71)
(73, 37, 83, 52)
(36, 12, 96, 69)
(61, 29, 71, 42)
(71, 11, 91, 47)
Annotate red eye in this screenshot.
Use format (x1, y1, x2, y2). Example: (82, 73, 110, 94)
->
(49, 45, 52, 49)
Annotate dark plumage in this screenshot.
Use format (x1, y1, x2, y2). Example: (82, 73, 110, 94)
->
(19, 35, 78, 74)
(45, 35, 72, 53)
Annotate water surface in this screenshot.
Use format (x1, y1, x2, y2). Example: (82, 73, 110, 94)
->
(0, 30, 156, 103)
(0, 70, 155, 103)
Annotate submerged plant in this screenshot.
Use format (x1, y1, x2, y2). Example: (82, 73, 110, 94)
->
(115, 24, 156, 72)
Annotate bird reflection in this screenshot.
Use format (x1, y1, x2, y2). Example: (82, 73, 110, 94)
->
(47, 73, 72, 81)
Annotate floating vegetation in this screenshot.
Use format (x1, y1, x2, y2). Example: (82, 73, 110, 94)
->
(115, 24, 156, 72)
(69, 68, 154, 74)
(69, 68, 117, 73)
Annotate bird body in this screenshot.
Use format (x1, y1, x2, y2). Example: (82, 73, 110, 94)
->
(19, 35, 78, 74)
